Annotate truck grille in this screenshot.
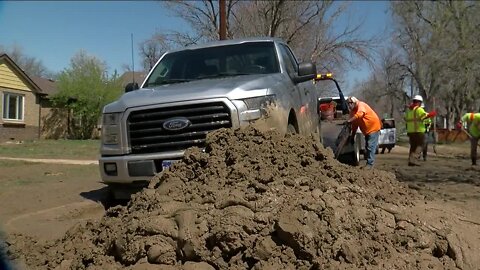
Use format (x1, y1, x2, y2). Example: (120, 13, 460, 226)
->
(127, 102, 232, 154)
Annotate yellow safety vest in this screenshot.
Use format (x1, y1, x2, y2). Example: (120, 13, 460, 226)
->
(405, 106, 427, 133)
(462, 113, 480, 137)
(423, 117, 432, 132)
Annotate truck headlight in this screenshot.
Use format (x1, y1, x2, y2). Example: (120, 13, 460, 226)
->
(102, 113, 121, 145)
(242, 95, 276, 111)
(103, 113, 120, 125)
(238, 95, 276, 121)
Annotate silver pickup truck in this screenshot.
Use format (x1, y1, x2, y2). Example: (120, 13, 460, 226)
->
(99, 37, 319, 198)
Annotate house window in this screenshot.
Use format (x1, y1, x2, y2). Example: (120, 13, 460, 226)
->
(2, 92, 24, 121)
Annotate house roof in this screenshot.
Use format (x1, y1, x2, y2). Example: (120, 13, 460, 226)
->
(0, 53, 43, 94)
(30, 75, 58, 96)
(119, 71, 147, 87)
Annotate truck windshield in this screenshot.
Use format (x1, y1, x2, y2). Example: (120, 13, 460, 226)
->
(144, 42, 280, 87)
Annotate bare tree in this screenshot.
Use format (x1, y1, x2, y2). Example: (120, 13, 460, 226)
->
(376, 47, 410, 118)
(138, 33, 177, 71)
(140, 0, 379, 78)
(163, 0, 239, 43)
(0, 44, 52, 77)
(391, 1, 480, 128)
(230, 1, 378, 74)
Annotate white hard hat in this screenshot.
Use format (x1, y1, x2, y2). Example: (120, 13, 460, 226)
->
(413, 95, 423, 102)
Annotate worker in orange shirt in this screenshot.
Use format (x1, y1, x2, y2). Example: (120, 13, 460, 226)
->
(345, 96, 382, 169)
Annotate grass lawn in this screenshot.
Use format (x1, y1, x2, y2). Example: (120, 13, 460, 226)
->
(0, 159, 100, 189)
(0, 139, 100, 160)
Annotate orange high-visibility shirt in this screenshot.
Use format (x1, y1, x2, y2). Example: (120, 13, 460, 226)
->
(350, 101, 381, 135)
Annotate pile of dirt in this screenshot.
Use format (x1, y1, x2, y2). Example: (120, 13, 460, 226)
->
(6, 127, 459, 269)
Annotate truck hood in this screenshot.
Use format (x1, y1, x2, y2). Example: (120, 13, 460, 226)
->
(104, 74, 283, 112)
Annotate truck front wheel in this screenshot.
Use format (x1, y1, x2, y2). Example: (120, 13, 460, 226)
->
(104, 184, 144, 207)
(316, 122, 323, 144)
(287, 123, 297, 134)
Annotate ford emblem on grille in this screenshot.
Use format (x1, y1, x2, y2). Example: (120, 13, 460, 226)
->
(163, 117, 191, 131)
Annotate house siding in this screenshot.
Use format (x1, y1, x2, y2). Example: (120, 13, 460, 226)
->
(0, 62, 30, 91)
(0, 60, 41, 142)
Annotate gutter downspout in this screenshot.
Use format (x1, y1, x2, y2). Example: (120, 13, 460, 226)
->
(38, 96, 42, 139)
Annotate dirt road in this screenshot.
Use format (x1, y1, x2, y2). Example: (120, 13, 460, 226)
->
(376, 144, 480, 217)
(374, 144, 480, 269)
(0, 161, 106, 242)
(1, 135, 480, 269)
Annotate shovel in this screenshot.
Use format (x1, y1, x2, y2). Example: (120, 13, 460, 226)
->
(461, 129, 480, 147)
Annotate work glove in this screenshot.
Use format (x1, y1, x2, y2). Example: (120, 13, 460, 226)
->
(427, 111, 437, 118)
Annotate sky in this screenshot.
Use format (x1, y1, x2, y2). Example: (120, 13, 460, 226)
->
(0, 1, 392, 93)
(0, 1, 189, 74)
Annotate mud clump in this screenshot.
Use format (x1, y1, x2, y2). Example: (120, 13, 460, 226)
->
(6, 127, 458, 269)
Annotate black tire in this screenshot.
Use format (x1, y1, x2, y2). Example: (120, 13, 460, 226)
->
(315, 121, 323, 144)
(351, 134, 361, 166)
(103, 187, 121, 209)
(287, 123, 297, 134)
(103, 185, 132, 209)
(340, 134, 361, 166)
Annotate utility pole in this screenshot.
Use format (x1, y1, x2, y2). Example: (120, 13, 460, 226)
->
(131, 33, 135, 85)
(219, 0, 226, 40)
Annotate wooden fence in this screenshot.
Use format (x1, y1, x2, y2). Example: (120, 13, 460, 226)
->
(434, 128, 469, 143)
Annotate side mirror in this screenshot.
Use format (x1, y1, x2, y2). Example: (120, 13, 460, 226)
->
(125, 82, 139, 93)
(293, 62, 317, 84)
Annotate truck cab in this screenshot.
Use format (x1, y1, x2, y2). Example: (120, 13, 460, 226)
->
(99, 37, 318, 198)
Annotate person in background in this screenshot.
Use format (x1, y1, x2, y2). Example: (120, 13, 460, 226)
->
(455, 120, 463, 130)
(404, 95, 437, 166)
(460, 112, 480, 166)
(345, 96, 382, 169)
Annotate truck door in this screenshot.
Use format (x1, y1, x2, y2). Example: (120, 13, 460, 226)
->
(278, 44, 317, 135)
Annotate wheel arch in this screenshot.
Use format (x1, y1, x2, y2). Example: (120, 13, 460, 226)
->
(287, 109, 299, 133)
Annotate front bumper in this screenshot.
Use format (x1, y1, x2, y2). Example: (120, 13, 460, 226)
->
(99, 151, 184, 184)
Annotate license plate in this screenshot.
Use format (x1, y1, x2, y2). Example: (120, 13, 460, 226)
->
(161, 160, 174, 171)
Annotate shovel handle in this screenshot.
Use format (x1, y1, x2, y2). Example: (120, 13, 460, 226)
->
(461, 129, 480, 147)
(460, 128, 472, 139)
